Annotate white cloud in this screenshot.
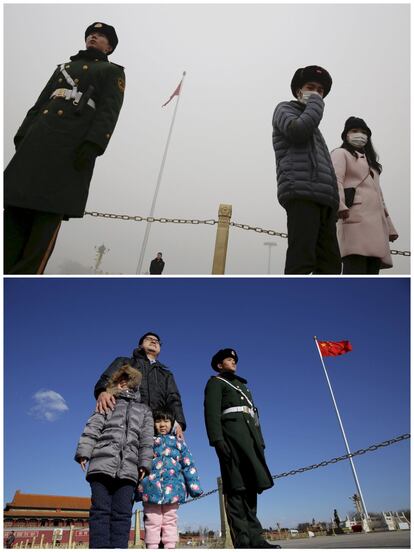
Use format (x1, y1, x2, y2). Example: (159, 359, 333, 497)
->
(28, 389, 69, 422)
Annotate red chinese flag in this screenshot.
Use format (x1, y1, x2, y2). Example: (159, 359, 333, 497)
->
(317, 340, 352, 357)
(162, 79, 182, 107)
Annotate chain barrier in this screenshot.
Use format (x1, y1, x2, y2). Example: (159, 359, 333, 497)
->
(230, 221, 288, 239)
(84, 211, 410, 256)
(183, 433, 410, 504)
(85, 211, 217, 226)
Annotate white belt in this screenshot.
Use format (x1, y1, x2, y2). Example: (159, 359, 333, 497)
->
(50, 88, 96, 109)
(222, 406, 255, 418)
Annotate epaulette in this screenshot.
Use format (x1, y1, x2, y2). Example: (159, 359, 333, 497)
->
(110, 61, 125, 70)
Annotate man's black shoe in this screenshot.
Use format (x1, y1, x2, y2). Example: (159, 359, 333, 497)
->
(254, 541, 282, 549)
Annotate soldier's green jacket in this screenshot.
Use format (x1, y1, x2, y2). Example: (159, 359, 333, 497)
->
(204, 372, 274, 494)
(4, 48, 125, 218)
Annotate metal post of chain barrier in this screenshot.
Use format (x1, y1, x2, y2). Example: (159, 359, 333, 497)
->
(218, 477, 234, 548)
(212, 204, 232, 274)
(134, 509, 144, 548)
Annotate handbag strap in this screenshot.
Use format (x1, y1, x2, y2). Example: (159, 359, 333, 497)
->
(354, 167, 372, 190)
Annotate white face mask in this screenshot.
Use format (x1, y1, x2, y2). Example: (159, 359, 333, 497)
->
(347, 132, 368, 148)
(298, 90, 322, 104)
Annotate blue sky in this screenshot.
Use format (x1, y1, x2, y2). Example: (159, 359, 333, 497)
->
(4, 277, 410, 530)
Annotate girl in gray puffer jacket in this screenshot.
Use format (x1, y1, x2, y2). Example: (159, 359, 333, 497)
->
(75, 364, 154, 549)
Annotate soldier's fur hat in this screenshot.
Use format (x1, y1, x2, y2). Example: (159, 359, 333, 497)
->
(211, 348, 239, 372)
(85, 22, 118, 53)
(290, 65, 332, 98)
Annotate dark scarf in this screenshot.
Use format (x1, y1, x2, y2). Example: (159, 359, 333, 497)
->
(70, 48, 108, 62)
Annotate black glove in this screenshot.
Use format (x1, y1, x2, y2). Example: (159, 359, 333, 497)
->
(138, 466, 150, 480)
(214, 440, 231, 461)
(74, 141, 101, 171)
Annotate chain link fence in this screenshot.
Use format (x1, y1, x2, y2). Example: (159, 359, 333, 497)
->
(183, 433, 410, 504)
(84, 211, 410, 257)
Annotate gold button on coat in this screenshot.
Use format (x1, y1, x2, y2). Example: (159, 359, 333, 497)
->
(43, 109, 48, 114)
(82, 65, 88, 70)
(58, 78, 63, 83)
(57, 110, 64, 116)
(106, 133, 111, 139)
(74, 78, 79, 84)
(65, 65, 70, 69)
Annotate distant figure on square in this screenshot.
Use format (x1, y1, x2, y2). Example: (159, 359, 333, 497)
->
(331, 117, 398, 274)
(272, 65, 341, 274)
(137, 409, 203, 548)
(4, 22, 125, 274)
(5, 531, 15, 548)
(75, 364, 154, 548)
(150, 252, 165, 275)
(204, 349, 280, 549)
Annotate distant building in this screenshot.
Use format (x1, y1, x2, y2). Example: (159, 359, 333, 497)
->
(4, 490, 142, 547)
(4, 490, 90, 547)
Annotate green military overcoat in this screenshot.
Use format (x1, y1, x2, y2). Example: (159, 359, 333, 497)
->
(4, 48, 125, 218)
(204, 372, 274, 494)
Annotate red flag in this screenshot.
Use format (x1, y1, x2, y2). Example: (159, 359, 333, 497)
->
(162, 79, 183, 107)
(317, 340, 352, 357)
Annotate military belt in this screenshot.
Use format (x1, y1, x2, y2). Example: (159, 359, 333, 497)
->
(222, 406, 255, 418)
(50, 88, 96, 109)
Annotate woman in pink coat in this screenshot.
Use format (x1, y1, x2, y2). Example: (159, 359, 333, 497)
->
(331, 117, 398, 274)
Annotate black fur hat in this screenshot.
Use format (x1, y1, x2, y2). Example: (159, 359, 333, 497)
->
(211, 348, 239, 372)
(290, 65, 332, 98)
(85, 22, 118, 53)
(341, 117, 372, 141)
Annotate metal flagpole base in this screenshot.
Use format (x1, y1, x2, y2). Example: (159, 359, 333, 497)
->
(362, 518, 371, 533)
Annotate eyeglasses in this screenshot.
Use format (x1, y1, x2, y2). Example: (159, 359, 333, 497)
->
(144, 337, 162, 346)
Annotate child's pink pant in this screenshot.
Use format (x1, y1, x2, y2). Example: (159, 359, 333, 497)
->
(144, 503, 179, 548)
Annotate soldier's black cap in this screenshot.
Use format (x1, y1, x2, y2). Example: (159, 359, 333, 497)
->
(211, 348, 238, 372)
(341, 117, 372, 140)
(290, 65, 332, 98)
(138, 332, 162, 346)
(85, 22, 118, 53)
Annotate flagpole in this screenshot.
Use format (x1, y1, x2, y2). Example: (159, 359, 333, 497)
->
(313, 336, 370, 527)
(135, 71, 187, 274)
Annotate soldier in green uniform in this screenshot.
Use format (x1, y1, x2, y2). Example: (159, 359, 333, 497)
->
(4, 22, 125, 274)
(204, 349, 281, 549)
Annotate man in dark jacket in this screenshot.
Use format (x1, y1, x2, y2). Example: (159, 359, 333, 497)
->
(95, 332, 186, 438)
(4, 22, 125, 274)
(272, 65, 341, 275)
(204, 349, 280, 549)
(5, 531, 15, 548)
(149, 252, 165, 275)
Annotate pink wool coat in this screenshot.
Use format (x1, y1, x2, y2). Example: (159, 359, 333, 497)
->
(331, 148, 398, 269)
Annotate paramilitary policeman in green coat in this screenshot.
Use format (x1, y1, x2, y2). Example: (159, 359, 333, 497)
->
(204, 349, 281, 549)
(4, 22, 125, 274)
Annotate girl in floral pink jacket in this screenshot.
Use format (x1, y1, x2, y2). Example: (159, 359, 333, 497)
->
(137, 409, 203, 548)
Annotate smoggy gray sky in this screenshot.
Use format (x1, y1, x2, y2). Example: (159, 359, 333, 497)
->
(4, 3, 410, 274)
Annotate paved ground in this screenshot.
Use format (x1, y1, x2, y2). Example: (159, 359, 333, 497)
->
(268, 530, 410, 548)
